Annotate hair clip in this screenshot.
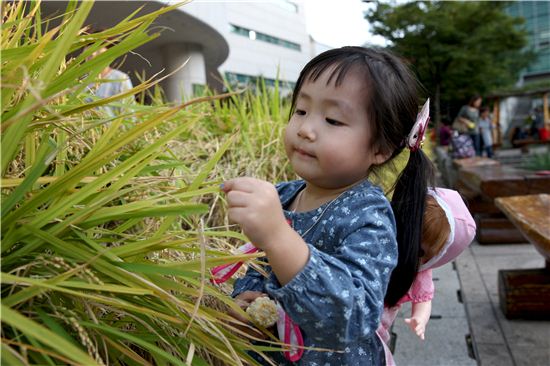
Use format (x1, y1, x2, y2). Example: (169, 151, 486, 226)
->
(406, 98, 430, 152)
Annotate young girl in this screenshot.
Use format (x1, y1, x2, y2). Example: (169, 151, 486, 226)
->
(478, 106, 494, 158)
(376, 188, 476, 366)
(222, 46, 434, 365)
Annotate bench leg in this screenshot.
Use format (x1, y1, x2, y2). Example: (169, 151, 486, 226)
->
(498, 267, 550, 320)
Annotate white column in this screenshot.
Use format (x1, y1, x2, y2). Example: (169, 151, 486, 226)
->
(161, 43, 206, 102)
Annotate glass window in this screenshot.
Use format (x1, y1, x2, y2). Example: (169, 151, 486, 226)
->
(274, 0, 298, 13)
(229, 24, 301, 51)
(225, 72, 295, 90)
(192, 83, 205, 96)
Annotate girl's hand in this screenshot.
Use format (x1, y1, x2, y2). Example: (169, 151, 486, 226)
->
(229, 291, 269, 339)
(222, 177, 289, 250)
(230, 291, 268, 322)
(404, 316, 428, 340)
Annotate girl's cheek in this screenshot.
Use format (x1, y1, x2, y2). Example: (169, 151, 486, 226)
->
(283, 127, 292, 153)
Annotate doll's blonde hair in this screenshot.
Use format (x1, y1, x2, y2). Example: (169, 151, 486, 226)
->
(421, 196, 451, 263)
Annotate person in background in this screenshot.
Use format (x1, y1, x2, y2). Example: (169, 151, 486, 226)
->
(85, 28, 134, 118)
(529, 106, 544, 140)
(455, 95, 482, 156)
(438, 118, 452, 146)
(478, 106, 494, 157)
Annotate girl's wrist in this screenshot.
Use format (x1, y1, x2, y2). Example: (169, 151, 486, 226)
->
(261, 224, 297, 253)
(263, 226, 309, 285)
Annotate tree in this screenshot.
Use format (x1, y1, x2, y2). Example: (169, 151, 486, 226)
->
(365, 0, 535, 123)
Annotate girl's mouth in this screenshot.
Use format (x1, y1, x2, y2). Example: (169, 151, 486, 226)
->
(295, 148, 315, 159)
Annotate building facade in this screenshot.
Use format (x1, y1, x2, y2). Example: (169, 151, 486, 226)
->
(42, 0, 315, 101)
(182, 0, 311, 93)
(506, 1, 550, 84)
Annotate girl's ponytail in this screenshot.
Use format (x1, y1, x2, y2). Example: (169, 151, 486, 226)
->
(385, 149, 434, 307)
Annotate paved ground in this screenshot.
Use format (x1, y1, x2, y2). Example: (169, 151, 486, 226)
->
(417, 147, 550, 366)
(390, 169, 476, 366)
(393, 262, 476, 366)
(391, 241, 550, 366)
(456, 242, 550, 366)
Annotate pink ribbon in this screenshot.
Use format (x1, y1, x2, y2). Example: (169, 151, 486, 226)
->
(210, 242, 259, 284)
(277, 303, 305, 361)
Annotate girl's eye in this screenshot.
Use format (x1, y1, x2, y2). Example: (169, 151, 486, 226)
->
(295, 109, 306, 116)
(326, 118, 344, 126)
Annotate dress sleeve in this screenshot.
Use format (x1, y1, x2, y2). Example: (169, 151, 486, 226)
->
(231, 261, 268, 298)
(407, 269, 434, 303)
(265, 195, 397, 349)
(457, 105, 467, 119)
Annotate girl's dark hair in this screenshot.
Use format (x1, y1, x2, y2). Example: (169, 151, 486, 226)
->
(289, 46, 434, 307)
(468, 95, 482, 107)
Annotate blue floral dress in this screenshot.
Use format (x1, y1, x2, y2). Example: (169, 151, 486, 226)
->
(232, 179, 398, 365)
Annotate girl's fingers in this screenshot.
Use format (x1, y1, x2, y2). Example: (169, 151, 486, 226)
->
(222, 177, 258, 193)
(236, 291, 268, 302)
(227, 207, 248, 224)
(226, 190, 250, 208)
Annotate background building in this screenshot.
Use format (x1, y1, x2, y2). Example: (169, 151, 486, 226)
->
(506, 1, 550, 84)
(42, 0, 314, 101)
(183, 0, 311, 93)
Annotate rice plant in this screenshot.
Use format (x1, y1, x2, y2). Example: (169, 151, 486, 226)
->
(1, 2, 438, 365)
(1, 1, 282, 365)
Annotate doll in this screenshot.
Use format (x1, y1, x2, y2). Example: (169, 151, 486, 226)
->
(376, 188, 476, 366)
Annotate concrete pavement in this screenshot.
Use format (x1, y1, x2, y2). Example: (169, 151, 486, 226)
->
(392, 262, 476, 365)
(456, 242, 550, 366)
(390, 241, 550, 366)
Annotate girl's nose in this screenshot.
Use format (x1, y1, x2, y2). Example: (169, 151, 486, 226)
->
(297, 118, 316, 141)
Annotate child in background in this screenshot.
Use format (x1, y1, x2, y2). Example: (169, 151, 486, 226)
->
(438, 118, 452, 146)
(377, 188, 476, 366)
(222, 46, 435, 365)
(478, 106, 494, 158)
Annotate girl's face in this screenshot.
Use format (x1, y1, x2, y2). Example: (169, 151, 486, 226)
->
(284, 66, 387, 189)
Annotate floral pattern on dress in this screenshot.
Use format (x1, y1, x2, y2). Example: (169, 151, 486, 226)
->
(232, 179, 398, 365)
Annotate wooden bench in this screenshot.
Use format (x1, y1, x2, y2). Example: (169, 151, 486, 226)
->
(495, 194, 550, 319)
(511, 138, 550, 153)
(456, 164, 550, 244)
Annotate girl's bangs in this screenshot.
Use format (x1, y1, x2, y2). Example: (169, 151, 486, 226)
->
(306, 57, 365, 87)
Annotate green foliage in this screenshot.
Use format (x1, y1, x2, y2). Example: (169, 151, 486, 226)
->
(366, 0, 535, 121)
(1, 2, 426, 364)
(1, 1, 285, 365)
(523, 152, 550, 171)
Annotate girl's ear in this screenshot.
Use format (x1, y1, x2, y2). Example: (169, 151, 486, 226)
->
(371, 147, 393, 166)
